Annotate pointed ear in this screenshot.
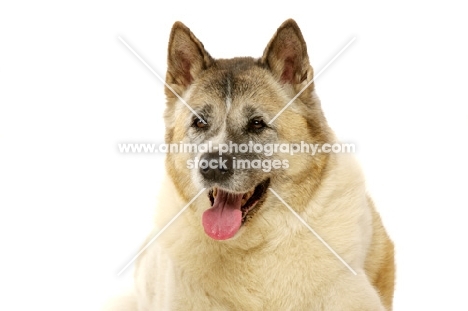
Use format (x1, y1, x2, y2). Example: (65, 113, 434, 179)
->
(261, 19, 311, 84)
(166, 22, 213, 88)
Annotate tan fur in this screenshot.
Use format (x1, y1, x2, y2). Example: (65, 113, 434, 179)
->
(108, 19, 395, 310)
(365, 197, 395, 310)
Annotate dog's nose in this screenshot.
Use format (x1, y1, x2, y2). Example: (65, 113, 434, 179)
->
(199, 153, 233, 182)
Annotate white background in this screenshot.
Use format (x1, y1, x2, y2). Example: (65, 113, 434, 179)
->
(1, 1, 467, 310)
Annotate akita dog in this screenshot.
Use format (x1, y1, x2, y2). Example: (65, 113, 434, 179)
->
(109, 19, 395, 310)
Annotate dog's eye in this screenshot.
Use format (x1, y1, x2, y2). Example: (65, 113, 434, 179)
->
(248, 117, 266, 132)
(192, 117, 207, 129)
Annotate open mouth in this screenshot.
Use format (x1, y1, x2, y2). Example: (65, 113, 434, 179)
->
(208, 178, 270, 221)
(202, 178, 270, 240)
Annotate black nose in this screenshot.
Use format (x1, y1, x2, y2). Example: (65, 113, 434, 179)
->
(199, 153, 233, 182)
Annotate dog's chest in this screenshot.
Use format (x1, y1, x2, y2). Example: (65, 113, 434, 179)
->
(170, 243, 324, 310)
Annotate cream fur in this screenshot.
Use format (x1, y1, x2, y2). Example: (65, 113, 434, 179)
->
(113, 153, 388, 310)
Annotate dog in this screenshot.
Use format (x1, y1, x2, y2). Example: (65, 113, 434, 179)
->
(108, 19, 395, 310)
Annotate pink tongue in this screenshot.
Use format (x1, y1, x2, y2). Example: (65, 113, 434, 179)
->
(202, 190, 243, 240)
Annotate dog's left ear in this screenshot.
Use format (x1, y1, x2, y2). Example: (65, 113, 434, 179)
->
(261, 19, 312, 84)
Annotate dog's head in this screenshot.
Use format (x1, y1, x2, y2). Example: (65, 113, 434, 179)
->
(164, 19, 333, 241)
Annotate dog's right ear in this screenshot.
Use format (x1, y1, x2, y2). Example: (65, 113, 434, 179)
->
(166, 22, 213, 90)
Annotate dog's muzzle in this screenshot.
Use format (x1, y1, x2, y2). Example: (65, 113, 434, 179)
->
(199, 152, 234, 182)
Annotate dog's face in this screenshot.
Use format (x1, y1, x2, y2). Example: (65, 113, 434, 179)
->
(164, 19, 332, 241)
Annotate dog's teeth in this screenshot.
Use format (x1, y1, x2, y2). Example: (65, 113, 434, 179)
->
(213, 187, 218, 197)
